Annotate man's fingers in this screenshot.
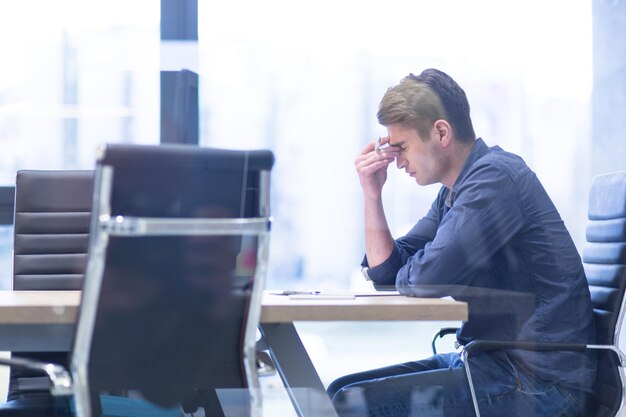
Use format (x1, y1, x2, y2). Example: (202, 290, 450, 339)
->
(355, 149, 397, 166)
(356, 157, 395, 174)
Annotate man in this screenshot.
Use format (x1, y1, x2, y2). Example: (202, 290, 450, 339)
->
(327, 69, 596, 417)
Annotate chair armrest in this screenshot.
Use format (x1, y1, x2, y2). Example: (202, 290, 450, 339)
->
(463, 339, 626, 366)
(460, 339, 620, 417)
(464, 339, 588, 354)
(0, 356, 73, 396)
(431, 327, 460, 354)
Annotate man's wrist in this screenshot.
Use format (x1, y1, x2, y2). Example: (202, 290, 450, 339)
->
(363, 193, 383, 204)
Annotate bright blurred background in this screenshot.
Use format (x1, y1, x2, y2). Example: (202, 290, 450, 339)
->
(0, 0, 623, 410)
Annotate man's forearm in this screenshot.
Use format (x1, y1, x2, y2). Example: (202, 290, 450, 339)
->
(363, 196, 395, 267)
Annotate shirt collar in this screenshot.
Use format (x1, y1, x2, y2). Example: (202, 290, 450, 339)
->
(444, 138, 489, 207)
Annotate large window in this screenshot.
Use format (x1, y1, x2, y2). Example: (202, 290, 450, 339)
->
(0, 1, 592, 291)
(0, 0, 594, 388)
(198, 0, 592, 292)
(0, 0, 159, 288)
(195, 0, 593, 385)
(0, 0, 159, 178)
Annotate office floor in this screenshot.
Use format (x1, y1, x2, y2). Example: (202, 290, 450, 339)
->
(258, 321, 461, 417)
(3, 322, 623, 417)
(0, 322, 458, 415)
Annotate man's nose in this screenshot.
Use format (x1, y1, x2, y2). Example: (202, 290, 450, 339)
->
(396, 157, 405, 169)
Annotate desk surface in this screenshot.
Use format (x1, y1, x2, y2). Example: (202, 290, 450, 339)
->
(0, 290, 467, 417)
(260, 291, 467, 322)
(0, 290, 467, 324)
(0, 290, 79, 324)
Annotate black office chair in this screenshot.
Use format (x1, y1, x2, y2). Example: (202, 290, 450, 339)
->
(573, 171, 626, 416)
(432, 171, 626, 417)
(7, 170, 93, 409)
(0, 144, 274, 417)
(12, 170, 93, 291)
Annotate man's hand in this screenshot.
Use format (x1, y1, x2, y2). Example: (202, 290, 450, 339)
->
(355, 137, 400, 200)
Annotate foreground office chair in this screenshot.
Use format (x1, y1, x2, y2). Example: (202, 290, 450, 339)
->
(1, 144, 274, 417)
(7, 170, 93, 408)
(449, 171, 626, 417)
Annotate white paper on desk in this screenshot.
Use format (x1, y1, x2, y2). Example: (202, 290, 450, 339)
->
(285, 289, 401, 299)
(288, 293, 356, 300)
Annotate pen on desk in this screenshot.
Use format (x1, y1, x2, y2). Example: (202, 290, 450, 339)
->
(281, 290, 321, 296)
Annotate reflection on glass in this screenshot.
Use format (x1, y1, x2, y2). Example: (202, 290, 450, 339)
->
(81, 148, 272, 415)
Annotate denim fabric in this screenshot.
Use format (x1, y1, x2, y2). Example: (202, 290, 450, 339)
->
(362, 138, 596, 393)
(328, 352, 585, 417)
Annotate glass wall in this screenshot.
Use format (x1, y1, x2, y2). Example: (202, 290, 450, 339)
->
(0, 0, 160, 288)
(198, 0, 592, 292)
(0, 0, 594, 392)
(194, 0, 593, 386)
(0, 0, 159, 175)
(0, 0, 592, 291)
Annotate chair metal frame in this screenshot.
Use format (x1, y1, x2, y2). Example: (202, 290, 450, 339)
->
(72, 152, 272, 417)
(433, 171, 626, 417)
(462, 339, 626, 417)
(0, 146, 273, 417)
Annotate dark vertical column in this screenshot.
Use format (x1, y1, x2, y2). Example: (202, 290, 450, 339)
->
(161, 0, 198, 41)
(160, 0, 199, 145)
(160, 69, 199, 145)
(592, 0, 626, 176)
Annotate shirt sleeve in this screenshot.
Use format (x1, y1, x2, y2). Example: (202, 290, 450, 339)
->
(396, 164, 524, 295)
(362, 193, 441, 285)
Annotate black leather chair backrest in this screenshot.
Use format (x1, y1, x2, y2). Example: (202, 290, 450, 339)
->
(73, 144, 274, 416)
(583, 171, 626, 417)
(13, 170, 94, 290)
(8, 170, 93, 403)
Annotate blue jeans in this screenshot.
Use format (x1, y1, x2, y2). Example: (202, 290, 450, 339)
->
(327, 351, 587, 417)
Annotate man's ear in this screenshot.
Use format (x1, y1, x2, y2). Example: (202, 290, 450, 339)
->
(433, 120, 452, 148)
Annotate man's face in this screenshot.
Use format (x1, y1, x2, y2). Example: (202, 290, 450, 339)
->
(387, 123, 443, 186)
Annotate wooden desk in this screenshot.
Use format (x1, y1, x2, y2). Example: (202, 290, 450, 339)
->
(0, 290, 467, 417)
(0, 291, 79, 352)
(0, 290, 467, 328)
(260, 291, 467, 322)
(260, 291, 466, 417)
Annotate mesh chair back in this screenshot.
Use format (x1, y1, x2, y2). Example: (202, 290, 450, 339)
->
(72, 144, 274, 416)
(583, 171, 626, 417)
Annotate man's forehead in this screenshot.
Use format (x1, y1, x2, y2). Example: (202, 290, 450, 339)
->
(387, 124, 423, 146)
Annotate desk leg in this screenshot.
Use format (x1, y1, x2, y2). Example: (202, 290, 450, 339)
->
(259, 323, 339, 417)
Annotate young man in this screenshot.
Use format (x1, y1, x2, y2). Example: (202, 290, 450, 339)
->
(327, 69, 596, 417)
